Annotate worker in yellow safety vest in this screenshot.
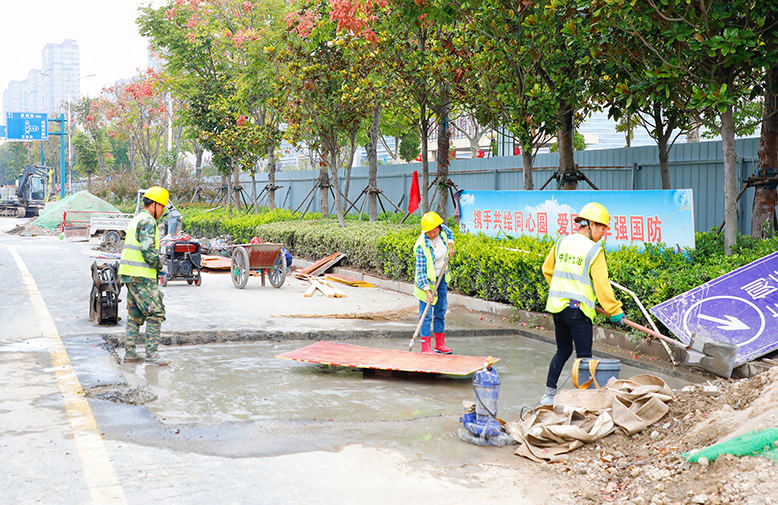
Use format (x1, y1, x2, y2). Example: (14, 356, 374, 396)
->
(540, 202, 624, 405)
(118, 186, 170, 365)
(413, 211, 455, 354)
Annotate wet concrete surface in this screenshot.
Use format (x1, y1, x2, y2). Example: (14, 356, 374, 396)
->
(127, 336, 691, 427)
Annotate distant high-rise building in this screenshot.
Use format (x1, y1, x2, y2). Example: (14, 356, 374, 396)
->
(2, 81, 25, 119)
(2, 39, 80, 125)
(41, 39, 81, 114)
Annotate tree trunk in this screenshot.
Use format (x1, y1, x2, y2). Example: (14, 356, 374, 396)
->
(329, 149, 345, 227)
(521, 140, 534, 190)
(233, 165, 242, 211)
(721, 106, 738, 255)
(752, 60, 778, 238)
(318, 154, 330, 217)
(343, 130, 357, 210)
(436, 102, 451, 221)
(226, 171, 233, 218)
(267, 147, 277, 211)
(367, 104, 380, 221)
(420, 110, 430, 215)
(251, 172, 258, 215)
(194, 141, 203, 180)
(557, 101, 577, 190)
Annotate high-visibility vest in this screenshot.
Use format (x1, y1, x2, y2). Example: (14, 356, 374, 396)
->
(413, 230, 452, 303)
(118, 210, 160, 280)
(545, 233, 602, 320)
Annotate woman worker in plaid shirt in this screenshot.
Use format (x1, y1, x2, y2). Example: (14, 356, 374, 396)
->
(413, 212, 456, 354)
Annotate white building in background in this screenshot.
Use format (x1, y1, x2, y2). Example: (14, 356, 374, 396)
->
(577, 110, 656, 150)
(1, 39, 80, 125)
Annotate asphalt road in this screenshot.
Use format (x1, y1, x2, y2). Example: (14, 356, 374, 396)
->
(1, 216, 580, 505)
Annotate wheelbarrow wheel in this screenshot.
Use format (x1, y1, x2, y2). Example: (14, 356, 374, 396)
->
(194, 272, 202, 287)
(159, 273, 168, 287)
(231, 247, 250, 289)
(268, 251, 287, 288)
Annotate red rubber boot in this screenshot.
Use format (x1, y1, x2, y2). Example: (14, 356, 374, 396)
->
(420, 336, 434, 354)
(433, 333, 453, 354)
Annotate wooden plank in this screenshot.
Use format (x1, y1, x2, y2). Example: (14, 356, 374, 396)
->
(318, 279, 346, 297)
(303, 283, 317, 297)
(306, 253, 346, 277)
(202, 255, 232, 270)
(276, 341, 500, 376)
(324, 273, 376, 288)
(310, 278, 337, 297)
(300, 253, 342, 275)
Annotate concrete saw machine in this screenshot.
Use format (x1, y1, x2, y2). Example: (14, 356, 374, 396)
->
(90, 262, 122, 325)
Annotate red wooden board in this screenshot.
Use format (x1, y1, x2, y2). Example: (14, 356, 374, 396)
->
(276, 341, 499, 376)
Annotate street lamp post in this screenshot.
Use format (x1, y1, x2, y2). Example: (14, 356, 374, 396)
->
(40, 72, 96, 195)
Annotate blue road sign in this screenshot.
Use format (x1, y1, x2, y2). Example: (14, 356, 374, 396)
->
(650, 251, 778, 366)
(5, 112, 48, 141)
(0, 125, 6, 138)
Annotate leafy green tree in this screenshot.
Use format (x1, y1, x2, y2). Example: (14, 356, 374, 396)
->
(276, 2, 378, 226)
(0, 143, 30, 186)
(72, 130, 100, 189)
(614, 0, 777, 253)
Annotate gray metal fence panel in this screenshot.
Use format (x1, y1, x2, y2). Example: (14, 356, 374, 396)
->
(246, 137, 763, 235)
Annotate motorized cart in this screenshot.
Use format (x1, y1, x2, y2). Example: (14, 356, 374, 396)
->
(159, 237, 203, 287)
(229, 242, 287, 289)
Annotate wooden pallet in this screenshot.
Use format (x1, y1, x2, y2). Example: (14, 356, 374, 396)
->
(276, 341, 499, 376)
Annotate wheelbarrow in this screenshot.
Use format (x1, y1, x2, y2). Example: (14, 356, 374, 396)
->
(229, 242, 287, 289)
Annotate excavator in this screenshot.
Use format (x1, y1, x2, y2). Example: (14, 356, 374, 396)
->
(0, 165, 48, 217)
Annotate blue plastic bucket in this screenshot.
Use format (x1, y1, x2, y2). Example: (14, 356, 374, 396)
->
(576, 358, 621, 389)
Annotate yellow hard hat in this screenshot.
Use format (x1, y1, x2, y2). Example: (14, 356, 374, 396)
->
(144, 186, 169, 207)
(575, 202, 610, 229)
(421, 211, 444, 233)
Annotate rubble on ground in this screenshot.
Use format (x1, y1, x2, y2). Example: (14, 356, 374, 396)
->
(6, 218, 59, 237)
(548, 367, 778, 504)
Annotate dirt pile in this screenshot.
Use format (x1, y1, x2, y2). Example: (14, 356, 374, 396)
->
(549, 367, 778, 504)
(6, 219, 59, 237)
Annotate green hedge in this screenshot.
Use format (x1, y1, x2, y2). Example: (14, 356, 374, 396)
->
(180, 207, 778, 326)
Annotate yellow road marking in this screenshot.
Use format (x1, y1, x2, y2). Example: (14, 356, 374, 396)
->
(7, 244, 127, 504)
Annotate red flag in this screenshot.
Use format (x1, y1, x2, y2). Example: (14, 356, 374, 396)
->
(408, 170, 421, 214)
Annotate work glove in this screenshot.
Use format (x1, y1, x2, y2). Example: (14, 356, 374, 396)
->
(610, 313, 625, 326)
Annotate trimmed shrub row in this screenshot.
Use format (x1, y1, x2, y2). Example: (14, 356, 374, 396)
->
(180, 207, 778, 326)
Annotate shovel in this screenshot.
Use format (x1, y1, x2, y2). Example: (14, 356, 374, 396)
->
(596, 307, 738, 378)
(408, 255, 451, 352)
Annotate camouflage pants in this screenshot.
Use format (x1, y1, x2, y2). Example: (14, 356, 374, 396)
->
(125, 281, 166, 325)
(124, 281, 166, 357)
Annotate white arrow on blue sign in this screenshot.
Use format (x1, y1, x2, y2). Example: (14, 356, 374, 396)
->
(650, 251, 778, 367)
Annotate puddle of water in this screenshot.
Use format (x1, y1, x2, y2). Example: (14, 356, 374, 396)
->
(133, 335, 692, 425)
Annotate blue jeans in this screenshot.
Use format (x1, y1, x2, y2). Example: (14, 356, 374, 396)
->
(419, 276, 447, 337)
(546, 306, 593, 389)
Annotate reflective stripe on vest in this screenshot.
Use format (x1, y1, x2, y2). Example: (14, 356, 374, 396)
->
(413, 231, 452, 303)
(545, 233, 602, 320)
(118, 211, 160, 279)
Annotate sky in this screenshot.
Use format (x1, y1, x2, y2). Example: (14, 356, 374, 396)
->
(1, 0, 163, 99)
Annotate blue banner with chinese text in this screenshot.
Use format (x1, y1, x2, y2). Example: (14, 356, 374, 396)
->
(457, 189, 695, 251)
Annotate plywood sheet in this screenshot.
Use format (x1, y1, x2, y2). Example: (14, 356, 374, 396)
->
(276, 341, 499, 376)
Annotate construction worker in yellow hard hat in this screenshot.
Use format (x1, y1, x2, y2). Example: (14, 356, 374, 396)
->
(539, 202, 624, 405)
(413, 211, 456, 354)
(118, 186, 171, 365)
